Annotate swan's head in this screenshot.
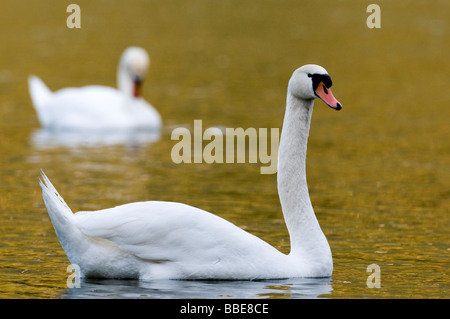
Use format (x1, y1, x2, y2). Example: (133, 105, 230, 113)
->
(117, 47, 150, 98)
(288, 64, 341, 110)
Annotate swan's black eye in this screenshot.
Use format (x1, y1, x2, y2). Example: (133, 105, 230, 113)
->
(309, 73, 333, 91)
(307, 73, 312, 78)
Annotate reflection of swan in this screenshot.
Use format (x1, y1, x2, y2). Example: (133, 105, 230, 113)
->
(40, 64, 341, 280)
(31, 128, 160, 149)
(61, 277, 333, 299)
(28, 47, 162, 131)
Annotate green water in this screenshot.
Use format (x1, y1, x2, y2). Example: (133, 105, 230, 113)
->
(0, 0, 448, 298)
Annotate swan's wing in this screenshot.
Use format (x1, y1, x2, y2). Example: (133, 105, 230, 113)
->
(43, 86, 160, 129)
(45, 86, 127, 129)
(73, 201, 278, 264)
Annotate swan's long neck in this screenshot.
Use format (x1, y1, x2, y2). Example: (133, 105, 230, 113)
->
(277, 92, 332, 268)
(117, 66, 132, 98)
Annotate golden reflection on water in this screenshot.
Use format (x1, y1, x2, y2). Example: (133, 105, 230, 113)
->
(0, 1, 449, 298)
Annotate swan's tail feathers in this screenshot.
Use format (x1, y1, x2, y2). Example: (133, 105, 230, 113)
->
(39, 170, 75, 231)
(28, 75, 52, 126)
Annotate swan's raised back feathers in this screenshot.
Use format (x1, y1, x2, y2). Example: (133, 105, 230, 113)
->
(28, 76, 52, 126)
(40, 170, 74, 225)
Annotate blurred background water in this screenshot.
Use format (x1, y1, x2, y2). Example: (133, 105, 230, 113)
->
(0, 0, 448, 298)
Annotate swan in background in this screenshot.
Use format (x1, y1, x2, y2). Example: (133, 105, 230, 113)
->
(28, 47, 162, 131)
(40, 64, 342, 280)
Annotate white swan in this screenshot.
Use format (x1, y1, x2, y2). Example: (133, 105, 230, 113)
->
(28, 47, 162, 131)
(40, 64, 342, 280)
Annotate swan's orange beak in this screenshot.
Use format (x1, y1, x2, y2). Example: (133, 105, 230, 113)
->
(133, 78, 143, 98)
(315, 82, 342, 110)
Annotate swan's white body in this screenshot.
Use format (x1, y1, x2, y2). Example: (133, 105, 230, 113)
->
(40, 64, 342, 280)
(29, 47, 161, 131)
